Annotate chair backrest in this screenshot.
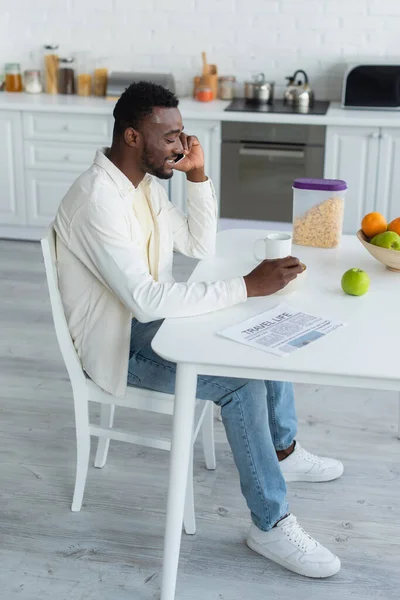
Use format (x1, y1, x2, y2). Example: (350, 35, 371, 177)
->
(41, 226, 86, 388)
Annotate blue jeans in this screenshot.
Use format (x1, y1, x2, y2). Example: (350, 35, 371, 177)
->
(128, 319, 297, 532)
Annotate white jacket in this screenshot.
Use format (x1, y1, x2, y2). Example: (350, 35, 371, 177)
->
(54, 150, 247, 396)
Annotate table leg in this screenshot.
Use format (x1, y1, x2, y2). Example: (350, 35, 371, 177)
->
(161, 363, 198, 600)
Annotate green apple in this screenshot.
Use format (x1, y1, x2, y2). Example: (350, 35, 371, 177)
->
(370, 231, 400, 250)
(341, 268, 370, 296)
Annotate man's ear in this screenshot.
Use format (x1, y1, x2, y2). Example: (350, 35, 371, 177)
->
(124, 127, 141, 148)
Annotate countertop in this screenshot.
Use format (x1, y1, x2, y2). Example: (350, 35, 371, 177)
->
(1, 92, 400, 127)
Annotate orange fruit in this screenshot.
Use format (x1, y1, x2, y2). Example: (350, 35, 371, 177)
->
(388, 217, 400, 236)
(361, 212, 387, 238)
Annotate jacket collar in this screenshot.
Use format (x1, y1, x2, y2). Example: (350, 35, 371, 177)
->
(94, 148, 153, 197)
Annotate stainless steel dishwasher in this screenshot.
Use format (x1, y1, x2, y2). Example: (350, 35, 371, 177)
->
(220, 122, 326, 223)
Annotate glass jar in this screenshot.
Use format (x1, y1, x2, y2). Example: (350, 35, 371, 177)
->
(77, 72, 92, 96)
(5, 63, 23, 92)
(292, 178, 348, 248)
(24, 70, 43, 94)
(93, 59, 108, 97)
(58, 58, 76, 95)
(195, 85, 213, 102)
(43, 45, 59, 94)
(219, 75, 236, 100)
(76, 52, 92, 96)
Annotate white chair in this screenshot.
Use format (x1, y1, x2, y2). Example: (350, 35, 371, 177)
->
(41, 227, 216, 536)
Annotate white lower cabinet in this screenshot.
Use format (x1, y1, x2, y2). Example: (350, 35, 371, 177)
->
(376, 128, 400, 222)
(0, 111, 26, 226)
(25, 170, 80, 227)
(2, 107, 400, 240)
(24, 140, 98, 171)
(325, 125, 400, 233)
(324, 126, 380, 233)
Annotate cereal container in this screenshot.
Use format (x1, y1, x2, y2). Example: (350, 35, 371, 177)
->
(292, 178, 347, 248)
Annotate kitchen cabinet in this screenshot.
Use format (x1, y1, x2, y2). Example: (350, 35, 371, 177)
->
(169, 120, 221, 213)
(25, 170, 81, 227)
(0, 111, 26, 226)
(324, 126, 380, 233)
(22, 111, 112, 143)
(24, 140, 98, 171)
(375, 128, 400, 222)
(1, 110, 172, 239)
(325, 125, 400, 232)
(3, 93, 400, 241)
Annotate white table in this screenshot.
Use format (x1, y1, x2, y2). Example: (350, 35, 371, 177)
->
(152, 229, 400, 600)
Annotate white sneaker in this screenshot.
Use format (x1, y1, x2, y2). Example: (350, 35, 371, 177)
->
(246, 514, 341, 578)
(279, 442, 344, 483)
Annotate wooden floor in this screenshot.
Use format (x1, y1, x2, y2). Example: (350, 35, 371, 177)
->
(1, 239, 399, 600)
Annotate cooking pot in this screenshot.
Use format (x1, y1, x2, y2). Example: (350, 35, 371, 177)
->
(245, 73, 274, 104)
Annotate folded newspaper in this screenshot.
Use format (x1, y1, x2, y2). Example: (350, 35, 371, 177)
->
(218, 304, 345, 357)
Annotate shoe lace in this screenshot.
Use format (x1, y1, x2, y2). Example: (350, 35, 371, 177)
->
(296, 443, 323, 466)
(280, 516, 317, 553)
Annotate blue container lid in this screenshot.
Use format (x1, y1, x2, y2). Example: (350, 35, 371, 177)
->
(293, 178, 347, 191)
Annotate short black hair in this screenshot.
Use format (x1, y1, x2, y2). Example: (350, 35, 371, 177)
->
(113, 81, 179, 136)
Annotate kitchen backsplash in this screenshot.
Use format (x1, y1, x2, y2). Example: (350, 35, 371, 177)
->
(1, 0, 399, 100)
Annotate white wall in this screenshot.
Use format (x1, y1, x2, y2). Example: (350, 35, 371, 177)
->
(1, 0, 400, 100)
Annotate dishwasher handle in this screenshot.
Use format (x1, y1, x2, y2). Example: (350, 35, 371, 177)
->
(239, 145, 305, 159)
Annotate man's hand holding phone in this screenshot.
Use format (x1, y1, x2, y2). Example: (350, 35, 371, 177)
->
(173, 133, 207, 183)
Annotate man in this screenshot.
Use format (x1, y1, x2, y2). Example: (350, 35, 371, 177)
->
(55, 81, 344, 579)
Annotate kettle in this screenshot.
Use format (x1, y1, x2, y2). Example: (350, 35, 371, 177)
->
(283, 70, 314, 107)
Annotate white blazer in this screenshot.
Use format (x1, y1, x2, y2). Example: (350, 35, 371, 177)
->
(54, 149, 247, 396)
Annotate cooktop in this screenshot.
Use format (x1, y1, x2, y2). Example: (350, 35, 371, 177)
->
(225, 99, 330, 115)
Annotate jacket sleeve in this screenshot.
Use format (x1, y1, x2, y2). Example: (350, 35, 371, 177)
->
(155, 178, 218, 259)
(68, 200, 247, 323)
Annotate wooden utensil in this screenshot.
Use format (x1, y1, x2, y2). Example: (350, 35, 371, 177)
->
(201, 52, 208, 77)
(194, 52, 219, 100)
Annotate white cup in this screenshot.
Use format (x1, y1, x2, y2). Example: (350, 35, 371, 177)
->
(254, 232, 292, 260)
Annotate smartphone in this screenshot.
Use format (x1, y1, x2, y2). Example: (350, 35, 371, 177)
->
(174, 153, 185, 164)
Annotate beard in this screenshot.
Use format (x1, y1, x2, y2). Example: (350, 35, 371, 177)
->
(140, 143, 174, 180)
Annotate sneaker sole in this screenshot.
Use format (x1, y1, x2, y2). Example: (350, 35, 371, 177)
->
(283, 463, 344, 483)
(246, 536, 341, 578)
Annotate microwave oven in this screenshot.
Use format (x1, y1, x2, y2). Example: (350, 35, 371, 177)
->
(342, 63, 400, 110)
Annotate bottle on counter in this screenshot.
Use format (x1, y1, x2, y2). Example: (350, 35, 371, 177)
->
(43, 45, 59, 94)
(58, 57, 76, 95)
(24, 70, 43, 94)
(5, 63, 23, 92)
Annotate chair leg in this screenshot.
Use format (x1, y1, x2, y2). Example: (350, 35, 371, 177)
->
(71, 393, 91, 512)
(202, 401, 216, 470)
(161, 364, 198, 600)
(183, 444, 196, 535)
(94, 404, 115, 468)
